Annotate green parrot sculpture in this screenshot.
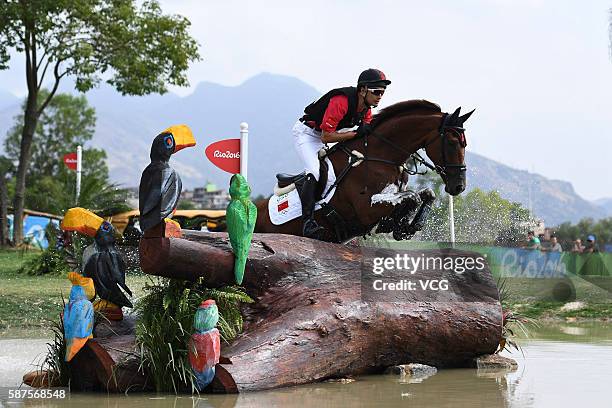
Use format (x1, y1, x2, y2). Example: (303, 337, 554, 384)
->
(226, 174, 257, 285)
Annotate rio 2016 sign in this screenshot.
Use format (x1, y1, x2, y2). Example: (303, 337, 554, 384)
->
(205, 139, 241, 174)
(63, 152, 77, 171)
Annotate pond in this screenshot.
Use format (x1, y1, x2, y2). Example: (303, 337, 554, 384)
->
(1, 321, 611, 407)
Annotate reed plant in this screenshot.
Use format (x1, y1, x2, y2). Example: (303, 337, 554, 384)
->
(497, 278, 535, 354)
(34, 297, 70, 387)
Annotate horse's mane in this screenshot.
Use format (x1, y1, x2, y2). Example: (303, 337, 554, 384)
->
(372, 100, 441, 128)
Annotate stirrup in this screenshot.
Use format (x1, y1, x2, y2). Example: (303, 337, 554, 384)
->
(303, 219, 324, 239)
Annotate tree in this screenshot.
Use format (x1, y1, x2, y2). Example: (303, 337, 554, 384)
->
(4, 91, 129, 215)
(177, 200, 197, 210)
(0, 157, 12, 247)
(555, 217, 612, 250)
(0, 0, 200, 244)
(5, 90, 97, 180)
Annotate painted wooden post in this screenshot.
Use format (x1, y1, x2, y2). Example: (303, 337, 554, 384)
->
(76, 145, 82, 204)
(449, 194, 456, 245)
(240, 122, 248, 180)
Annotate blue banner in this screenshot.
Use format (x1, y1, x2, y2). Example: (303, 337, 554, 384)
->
(7, 214, 59, 249)
(487, 247, 568, 278)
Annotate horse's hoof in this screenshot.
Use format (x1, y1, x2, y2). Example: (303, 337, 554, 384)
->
(303, 220, 325, 240)
(393, 229, 415, 241)
(418, 188, 436, 202)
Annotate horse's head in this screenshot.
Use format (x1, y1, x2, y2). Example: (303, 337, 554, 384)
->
(424, 107, 474, 196)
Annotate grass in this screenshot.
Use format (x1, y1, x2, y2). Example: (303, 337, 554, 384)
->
(500, 276, 612, 319)
(0, 248, 150, 335)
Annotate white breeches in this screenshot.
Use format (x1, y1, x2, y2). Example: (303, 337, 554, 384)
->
(293, 120, 324, 181)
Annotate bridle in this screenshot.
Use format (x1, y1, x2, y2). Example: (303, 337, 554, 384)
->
(368, 112, 467, 178)
(420, 112, 467, 178)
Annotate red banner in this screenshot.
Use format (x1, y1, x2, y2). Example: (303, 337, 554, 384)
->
(205, 139, 240, 174)
(63, 152, 77, 171)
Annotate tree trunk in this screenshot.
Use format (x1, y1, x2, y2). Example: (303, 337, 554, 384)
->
(0, 175, 8, 246)
(61, 232, 502, 392)
(12, 94, 39, 246)
(139, 231, 503, 392)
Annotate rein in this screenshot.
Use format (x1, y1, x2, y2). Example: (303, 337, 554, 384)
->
(320, 111, 466, 199)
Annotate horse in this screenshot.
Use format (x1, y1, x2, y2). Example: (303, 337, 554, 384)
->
(254, 100, 473, 243)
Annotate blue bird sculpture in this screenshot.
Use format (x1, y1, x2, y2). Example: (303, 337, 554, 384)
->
(64, 273, 94, 362)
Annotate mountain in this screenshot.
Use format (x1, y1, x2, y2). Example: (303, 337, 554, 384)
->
(0, 73, 608, 226)
(0, 89, 18, 111)
(466, 152, 607, 226)
(594, 198, 612, 217)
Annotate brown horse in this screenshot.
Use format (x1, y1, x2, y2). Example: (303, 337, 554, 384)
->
(255, 100, 473, 243)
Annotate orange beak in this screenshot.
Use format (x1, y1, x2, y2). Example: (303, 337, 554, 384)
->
(163, 124, 196, 153)
(61, 207, 103, 237)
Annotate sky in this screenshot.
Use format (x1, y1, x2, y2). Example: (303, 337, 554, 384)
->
(1, 0, 611, 200)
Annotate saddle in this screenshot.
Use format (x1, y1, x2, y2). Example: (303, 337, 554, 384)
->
(274, 148, 330, 200)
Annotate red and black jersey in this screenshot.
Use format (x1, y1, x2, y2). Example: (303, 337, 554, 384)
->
(301, 87, 371, 132)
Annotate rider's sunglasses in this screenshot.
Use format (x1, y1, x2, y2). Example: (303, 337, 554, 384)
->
(368, 88, 385, 96)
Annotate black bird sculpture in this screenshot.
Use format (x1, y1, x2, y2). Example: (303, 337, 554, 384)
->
(61, 208, 133, 319)
(139, 125, 196, 232)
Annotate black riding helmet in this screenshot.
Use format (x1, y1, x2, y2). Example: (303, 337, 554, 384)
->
(358, 68, 391, 88)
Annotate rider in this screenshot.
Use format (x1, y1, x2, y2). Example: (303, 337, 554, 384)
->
(294, 68, 391, 238)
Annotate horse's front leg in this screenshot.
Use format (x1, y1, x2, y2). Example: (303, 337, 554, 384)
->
(371, 187, 422, 234)
(372, 187, 436, 240)
(393, 188, 436, 240)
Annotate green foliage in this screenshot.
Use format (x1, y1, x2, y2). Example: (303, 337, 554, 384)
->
(4, 91, 130, 215)
(177, 200, 197, 210)
(419, 187, 534, 244)
(21, 245, 70, 276)
(496, 278, 535, 355)
(20, 222, 93, 275)
(4, 91, 97, 180)
(0, 0, 201, 95)
(135, 277, 252, 393)
(554, 217, 612, 249)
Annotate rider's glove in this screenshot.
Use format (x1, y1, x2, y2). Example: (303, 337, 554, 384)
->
(355, 123, 372, 139)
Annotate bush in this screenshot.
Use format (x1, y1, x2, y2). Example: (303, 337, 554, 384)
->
(20, 246, 71, 276)
(20, 223, 92, 275)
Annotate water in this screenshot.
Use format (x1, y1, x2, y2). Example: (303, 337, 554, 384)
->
(1, 322, 611, 407)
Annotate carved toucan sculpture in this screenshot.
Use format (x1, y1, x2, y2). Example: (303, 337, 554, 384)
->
(138, 125, 196, 233)
(188, 300, 221, 391)
(64, 273, 94, 362)
(61, 207, 132, 320)
(225, 174, 257, 285)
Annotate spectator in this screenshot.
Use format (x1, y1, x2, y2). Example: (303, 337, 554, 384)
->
(571, 239, 584, 254)
(542, 236, 563, 252)
(583, 235, 599, 253)
(525, 231, 541, 250)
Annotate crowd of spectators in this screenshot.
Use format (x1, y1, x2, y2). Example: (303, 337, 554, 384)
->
(523, 231, 599, 253)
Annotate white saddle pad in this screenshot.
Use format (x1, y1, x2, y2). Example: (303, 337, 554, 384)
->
(268, 157, 337, 225)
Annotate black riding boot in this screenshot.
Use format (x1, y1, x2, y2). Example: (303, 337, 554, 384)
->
(300, 173, 324, 239)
